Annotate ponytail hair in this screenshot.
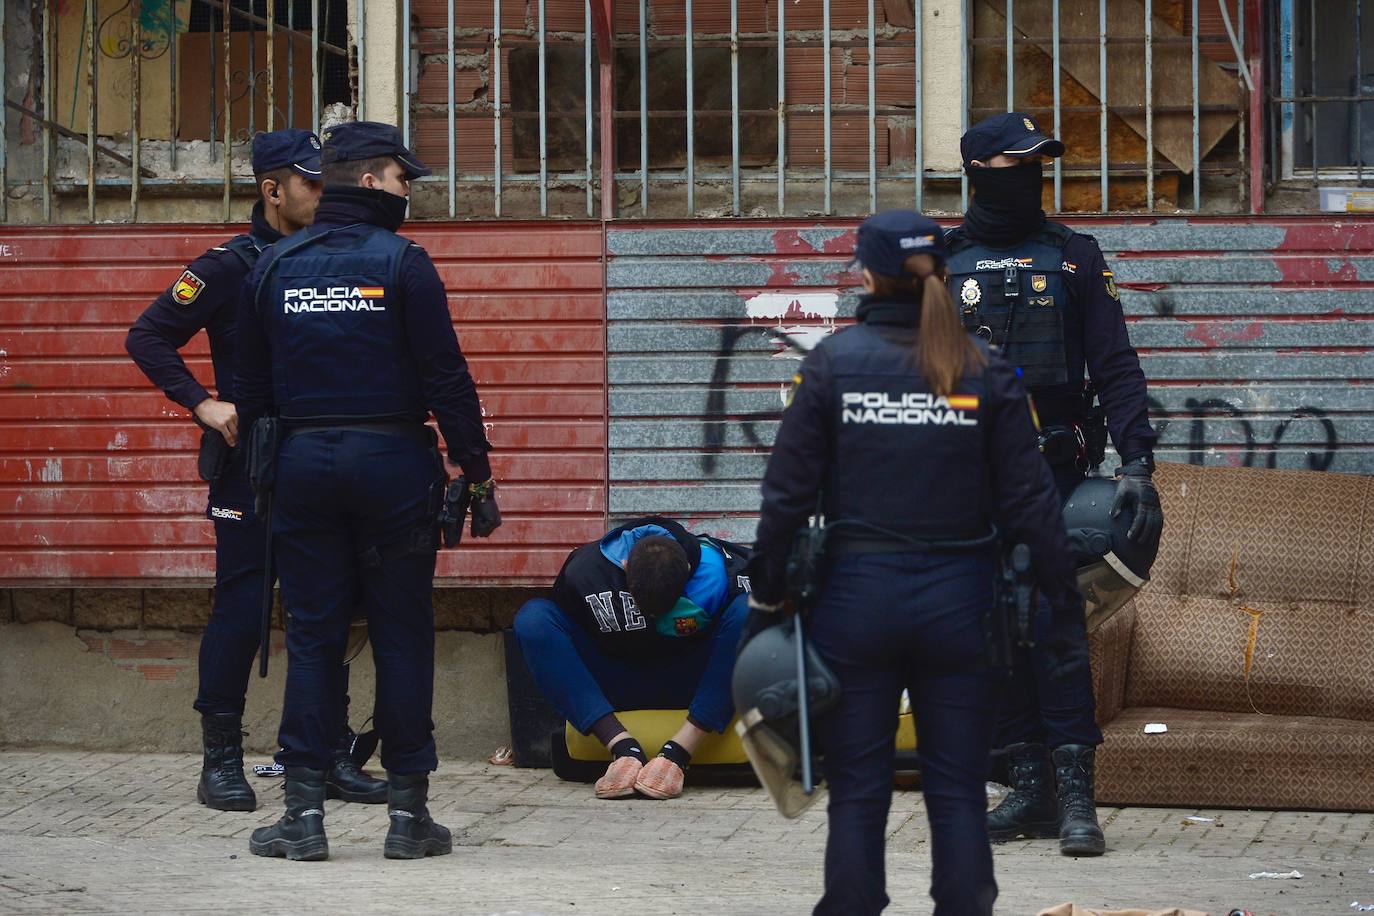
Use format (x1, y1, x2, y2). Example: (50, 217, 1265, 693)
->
(866, 253, 986, 396)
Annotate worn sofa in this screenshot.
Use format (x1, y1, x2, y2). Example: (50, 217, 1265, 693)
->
(1089, 460, 1374, 812)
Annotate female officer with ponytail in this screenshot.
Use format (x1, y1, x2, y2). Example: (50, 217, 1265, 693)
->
(747, 210, 1086, 915)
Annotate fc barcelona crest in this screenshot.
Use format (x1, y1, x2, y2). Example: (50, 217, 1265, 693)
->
(960, 278, 982, 307)
(1031, 274, 1047, 293)
(172, 270, 205, 305)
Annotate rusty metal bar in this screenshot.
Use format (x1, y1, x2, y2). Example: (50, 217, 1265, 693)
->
(961, 0, 969, 210)
(1099, 0, 1107, 211)
(1145, 0, 1154, 211)
(41, 0, 52, 221)
(132, 2, 143, 222)
(823, 0, 832, 215)
(585, 0, 593, 216)
(209, 2, 217, 163)
(1006, 0, 1014, 111)
(4, 99, 153, 174)
(248, 4, 256, 137)
(196, 0, 348, 57)
(1052, 0, 1061, 211)
(777, 0, 785, 214)
(686, 0, 695, 215)
(170, 0, 178, 171)
(730, 0, 740, 215)
(0, 0, 6, 221)
(1192, 0, 1200, 210)
(914, 0, 922, 211)
(1309, 0, 1316, 185)
(224, 0, 233, 221)
(539, 0, 548, 215)
(448, 0, 456, 217)
(85, 0, 95, 221)
(267, 0, 275, 131)
(313, 0, 321, 135)
(638, 0, 647, 214)
(351, 0, 357, 118)
(867, 0, 876, 213)
(1359, 0, 1364, 186)
(289, 0, 296, 126)
(495, 0, 503, 216)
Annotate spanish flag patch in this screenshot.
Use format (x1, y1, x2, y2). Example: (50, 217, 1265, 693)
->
(357, 287, 385, 298)
(947, 394, 980, 411)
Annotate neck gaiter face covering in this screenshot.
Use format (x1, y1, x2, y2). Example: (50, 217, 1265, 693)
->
(374, 188, 410, 232)
(964, 160, 1047, 248)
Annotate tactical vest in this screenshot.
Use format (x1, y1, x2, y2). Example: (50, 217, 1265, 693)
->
(219, 233, 263, 273)
(945, 223, 1072, 389)
(821, 322, 992, 543)
(256, 223, 425, 423)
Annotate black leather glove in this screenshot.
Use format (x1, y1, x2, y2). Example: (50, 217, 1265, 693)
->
(469, 480, 502, 538)
(1111, 456, 1163, 545)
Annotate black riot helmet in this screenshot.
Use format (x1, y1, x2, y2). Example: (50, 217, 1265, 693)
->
(1062, 477, 1160, 624)
(732, 620, 842, 818)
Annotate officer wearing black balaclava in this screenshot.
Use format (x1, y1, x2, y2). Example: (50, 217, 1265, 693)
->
(946, 113, 1163, 857)
(235, 121, 501, 862)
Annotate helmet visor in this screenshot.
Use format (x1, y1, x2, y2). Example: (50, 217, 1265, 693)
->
(1078, 554, 1147, 630)
(736, 711, 823, 819)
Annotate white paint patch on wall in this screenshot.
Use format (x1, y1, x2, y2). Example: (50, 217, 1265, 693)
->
(744, 292, 839, 320)
(39, 458, 63, 482)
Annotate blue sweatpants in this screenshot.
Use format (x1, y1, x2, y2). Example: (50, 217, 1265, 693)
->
(512, 594, 748, 734)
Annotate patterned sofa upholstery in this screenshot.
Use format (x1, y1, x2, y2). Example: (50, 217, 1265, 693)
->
(1088, 461, 1374, 812)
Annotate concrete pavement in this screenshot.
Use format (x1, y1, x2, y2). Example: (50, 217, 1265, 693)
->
(1, 750, 1371, 915)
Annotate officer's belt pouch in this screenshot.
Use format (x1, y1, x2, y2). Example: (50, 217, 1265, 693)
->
(245, 417, 281, 495)
(1037, 425, 1081, 467)
(197, 429, 231, 483)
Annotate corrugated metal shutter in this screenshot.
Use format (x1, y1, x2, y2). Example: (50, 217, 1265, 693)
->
(0, 222, 607, 585)
(606, 217, 1374, 543)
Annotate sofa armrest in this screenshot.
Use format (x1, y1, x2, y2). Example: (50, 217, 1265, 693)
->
(1088, 598, 1137, 727)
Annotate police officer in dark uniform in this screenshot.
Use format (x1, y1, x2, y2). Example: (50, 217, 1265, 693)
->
(124, 128, 386, 813)
(236, 121, 500, 861)
(945, 112, 1164, 856)
(748, 210, 1087, 915)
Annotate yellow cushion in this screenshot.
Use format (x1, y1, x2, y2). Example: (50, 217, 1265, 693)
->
(563, 709, 918, 763)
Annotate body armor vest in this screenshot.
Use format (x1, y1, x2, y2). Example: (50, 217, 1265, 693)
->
(220, 234, 263, 272)
(946, 222, 1072, 389)
(257, 223, 425, 422)
(821, 321, 992, 543)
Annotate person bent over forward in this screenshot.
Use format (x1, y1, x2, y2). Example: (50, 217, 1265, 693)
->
(514, 516, 751, 800)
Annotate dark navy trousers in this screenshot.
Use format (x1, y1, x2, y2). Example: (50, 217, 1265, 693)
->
(271, 429, 443, 774)
(512, 595, 748, 734)
(993, 466, 1103, 750)
(194, 457, 353, 728)
(809, 552, 1001, 916)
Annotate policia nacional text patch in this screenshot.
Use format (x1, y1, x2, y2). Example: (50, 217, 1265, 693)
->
(172, 270, 206, 305)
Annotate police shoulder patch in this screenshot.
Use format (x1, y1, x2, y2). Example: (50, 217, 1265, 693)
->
(172, 269, 206, 305)
(784, 372, 802, 408)
(1102, 270, 1120, 301)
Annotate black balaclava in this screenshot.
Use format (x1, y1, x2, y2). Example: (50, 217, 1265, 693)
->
(964, 160, 1047, 249)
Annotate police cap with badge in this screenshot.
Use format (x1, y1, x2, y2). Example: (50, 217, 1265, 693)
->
(851, 209, 950, 278)
(250, 128, 323, 177)
(320, 121, 433, 178)
(959, 111, 1065, 166)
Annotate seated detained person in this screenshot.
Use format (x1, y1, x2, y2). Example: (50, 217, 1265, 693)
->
(513, 517, 751, 799)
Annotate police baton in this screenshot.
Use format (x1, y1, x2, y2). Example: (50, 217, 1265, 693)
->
(257, 491, 273, 678)
(793, 611, 815, 796)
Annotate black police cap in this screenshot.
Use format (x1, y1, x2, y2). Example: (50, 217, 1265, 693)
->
(850, 209, 949, 279)
(320, 121, 433, 179)
(250, 128, 323, 177)
(960, 112, 1066, 167)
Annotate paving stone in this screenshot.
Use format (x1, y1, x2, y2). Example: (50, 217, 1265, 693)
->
(0, 750, 1370, 915)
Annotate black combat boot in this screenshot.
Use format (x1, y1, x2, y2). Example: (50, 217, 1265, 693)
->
(248, 767, 329, 861)
(986, 743, 1059, 842)
(1053, 744, 1106, 856)
(326, 729, 387, 804)
(383, 772, 453, 860)
(197, 713, 257, 812)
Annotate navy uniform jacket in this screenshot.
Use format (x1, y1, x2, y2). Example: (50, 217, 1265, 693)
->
(947, 224, 1157, 464)
(234, 187, 492, 482)
(125, 202, 281, 412)
(549, 516, 753, 660)
(751, 295, 1081, 623)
